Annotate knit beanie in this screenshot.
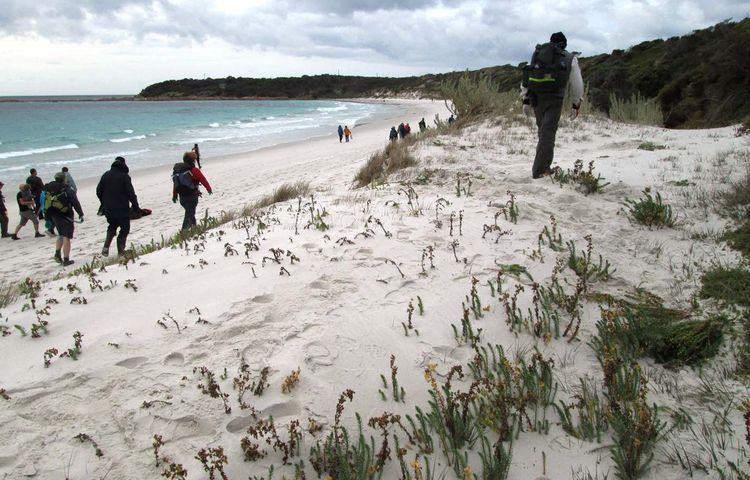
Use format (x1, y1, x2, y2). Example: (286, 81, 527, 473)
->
(550, 32, 567, 48)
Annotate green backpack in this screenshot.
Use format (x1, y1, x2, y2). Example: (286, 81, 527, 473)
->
(522, 42, 572, 94)
(45, 188, 70, 214)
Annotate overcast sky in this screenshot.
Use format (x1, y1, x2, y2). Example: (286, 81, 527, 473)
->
(1, 0, 747, 95)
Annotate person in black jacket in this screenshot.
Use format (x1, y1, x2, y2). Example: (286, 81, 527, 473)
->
(44, 172, 84, 266)
(96, 156, 140, 256)
(0, 181, 10, 238)
(26, 168, 44, 219)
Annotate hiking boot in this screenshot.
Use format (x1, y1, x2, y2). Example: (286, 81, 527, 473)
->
(35, 232, 45, 238)
(54, 254, 62, 264)
(101, 247, 109, 257)
(1, 233, 10, 238)
(62, 259, 75, 267)
(11, 234, 19, 240)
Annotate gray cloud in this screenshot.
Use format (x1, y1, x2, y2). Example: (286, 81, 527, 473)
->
(1, 0, 748, 74)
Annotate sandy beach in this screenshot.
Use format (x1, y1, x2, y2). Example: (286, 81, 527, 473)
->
(1, 101, 749, 479)
(1, 99, 448, 281)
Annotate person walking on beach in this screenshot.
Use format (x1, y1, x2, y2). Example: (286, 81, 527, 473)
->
(172, 151, 212, 231)
(418, 118, 427, 132)
(0, 181, 10, 238)
(389, 126, 398, 142)
(344, 126, 352, 142)
(10, 184, 44, 240)
(26, 169, 44, 219)
(44, 172, 84, 266)
(62, 167, 77, 192)
(192, 144, 202, 169)
(96, 156, 140, 257)
(337, 125, 344, 143)
(521, 31, 583, 179)
(398, 123, 406, 139)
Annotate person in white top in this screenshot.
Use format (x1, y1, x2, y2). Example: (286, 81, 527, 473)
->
(521, 32, 584, 179)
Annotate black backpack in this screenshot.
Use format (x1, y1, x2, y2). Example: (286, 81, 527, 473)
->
(522, 43, 571, 94)
(172, 163, 195, 194)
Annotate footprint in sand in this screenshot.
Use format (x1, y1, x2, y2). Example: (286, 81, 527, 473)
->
(352, 248, 372, 260)
(396, 229, 414, 241)
(226, 415, 257, 433)
(302, 243, 321, 253)
(163, 352, 184, 366)
(304, 341, 337, 368)
(261, 400, 302, 419)
(115, 357, 148, 369)
(148, 414, 214, 440)
(432, 345, 469, 363)
(309, 279, 329, 290)
(251, 294, 274, 303)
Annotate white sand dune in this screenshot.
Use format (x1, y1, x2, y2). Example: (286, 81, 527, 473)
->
(1, 101, 749, 479)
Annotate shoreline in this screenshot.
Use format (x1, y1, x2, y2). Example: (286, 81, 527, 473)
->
(1, 98, 449, 280)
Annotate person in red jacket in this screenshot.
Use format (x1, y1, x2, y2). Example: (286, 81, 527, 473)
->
(172, 151, 212, 231)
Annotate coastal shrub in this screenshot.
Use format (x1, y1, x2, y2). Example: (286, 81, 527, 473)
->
(700, 265, 750, 307)
(591, 306, 665, 479)
(624, 190, 676, 228)
(552, 159, 610, 195)
(609, 394, 664, 480)
(736, 117, 749, 136)
(609, 92, 664, 126)
(308, 391, 381, 479)
(722, 220, 750, 260)
(0, 281, 19, 309)
(555, 377, 609, 443)
(592, 289, 722, 366)
(719, 164, 750, 218)
(441, 72, 516, 119)
(637, 141, 666, 151)
(739, 310, 750, 375)
(477, 435, 512, 480)
(254, 181, 311, 210)
(354, 137, 418, 188)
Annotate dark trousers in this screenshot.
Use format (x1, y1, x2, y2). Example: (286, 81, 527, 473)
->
(1, 213, 8, 235)
(179, 193, 199, 230)
(104, 215, 131, 252)
(532, 94, 564, 178)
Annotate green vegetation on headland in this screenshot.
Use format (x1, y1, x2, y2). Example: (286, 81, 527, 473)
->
(138, 17, 750, 129)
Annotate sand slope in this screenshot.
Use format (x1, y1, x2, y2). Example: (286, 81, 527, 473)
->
(1, 106, 749, 479)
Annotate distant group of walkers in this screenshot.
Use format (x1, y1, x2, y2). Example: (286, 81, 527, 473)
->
(0, 142, 211, 267)
(1, 31, 583, 266)
(388, 117, 431, 142)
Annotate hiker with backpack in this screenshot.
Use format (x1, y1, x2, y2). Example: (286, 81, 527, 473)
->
(172, 151, 212, 231)
(96, 156, 140, 257)
(521, 31, 584, 179)
(44, 172, 84, 266)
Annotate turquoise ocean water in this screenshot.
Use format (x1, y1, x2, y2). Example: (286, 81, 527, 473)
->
(0, 98, 388, 183)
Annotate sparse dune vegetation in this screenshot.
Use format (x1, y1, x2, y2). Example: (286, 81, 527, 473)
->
(3, 80, 750, 480)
